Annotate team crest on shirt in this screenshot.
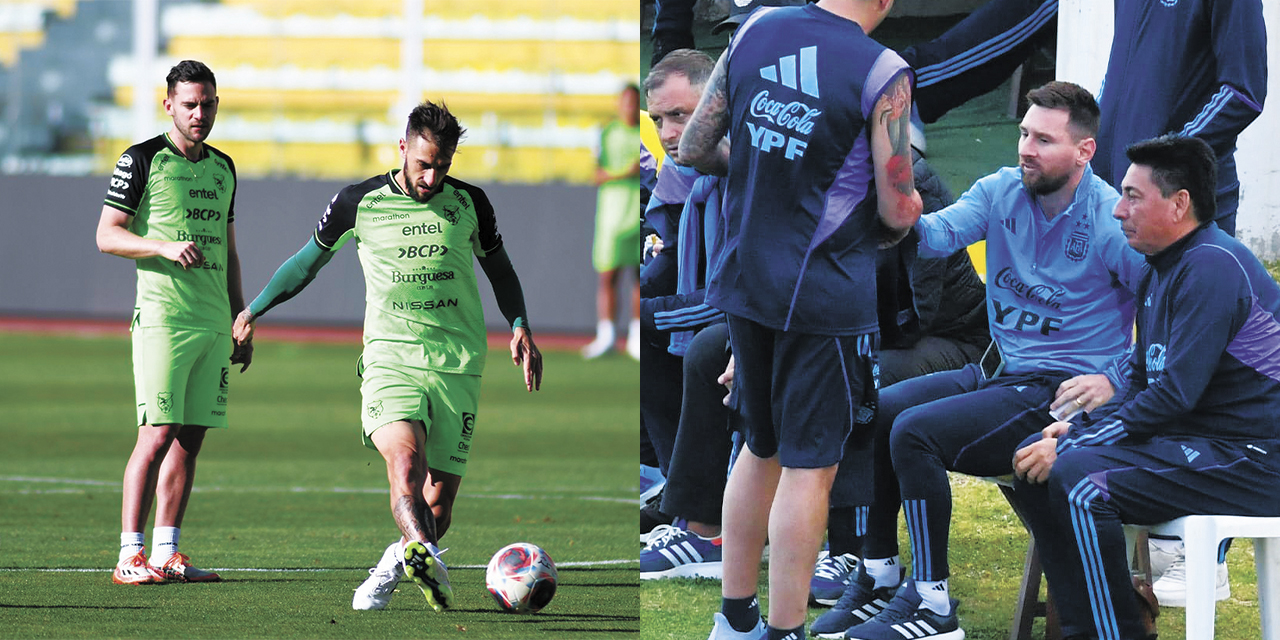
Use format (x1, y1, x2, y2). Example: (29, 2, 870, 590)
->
(440, 204, 460, 225)
(213, 174, 227, 194)
(157, 391, 172, 414)
(1160, 0, 1177, 7)
(1065, 230, 1089, 262)
(367, 400, 383, 419)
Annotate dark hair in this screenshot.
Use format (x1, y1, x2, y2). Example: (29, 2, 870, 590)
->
(1125, 134, 1218, 223)
(406, 101, 466, 152)
(166, 60, 216, 95)
(1025, 81, 1100, 141)
(643, 48, 715, 97)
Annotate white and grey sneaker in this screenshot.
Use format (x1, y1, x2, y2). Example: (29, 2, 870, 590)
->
(1151, 552, 1229, 607)
(1148, 538, 1183, 581)
(353, 541, 404, 610)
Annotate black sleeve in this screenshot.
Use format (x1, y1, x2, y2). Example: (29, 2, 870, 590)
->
(103, 144, 151, 215)
(640, 244, 678, 299)
(313, 184, 363, 250)
(224, 152, 237, 224)
(470, 184, 504, 256)
(901, 0, 1057, 124)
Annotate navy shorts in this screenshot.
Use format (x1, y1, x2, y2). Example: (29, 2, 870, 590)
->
(727, 314, 879, 469)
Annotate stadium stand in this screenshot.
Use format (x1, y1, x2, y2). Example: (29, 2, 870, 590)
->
(1, 0, 636, 183)
(92, 0, 639, 182)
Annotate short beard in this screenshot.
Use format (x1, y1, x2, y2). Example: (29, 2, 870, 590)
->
(1023, 170, 1070, 196)
(401, 160, 436, 203)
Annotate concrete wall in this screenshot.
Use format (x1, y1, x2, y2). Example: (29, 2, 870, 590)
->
(0, 174, 617, 333)
(1058, 0, 1279, 259)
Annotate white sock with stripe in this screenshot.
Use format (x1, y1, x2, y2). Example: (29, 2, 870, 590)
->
(150, 526, 179, 566)
(916, 578, 951, 615)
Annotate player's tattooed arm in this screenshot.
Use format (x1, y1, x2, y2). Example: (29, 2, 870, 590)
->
(870, 69, 922, 247)
(678, 50, 731, 176)
(393, 495, 437, 544)
(880, 76, 913, 193)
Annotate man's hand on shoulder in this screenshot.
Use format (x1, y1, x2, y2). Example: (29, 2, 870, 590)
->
(510, 327, 543, 392)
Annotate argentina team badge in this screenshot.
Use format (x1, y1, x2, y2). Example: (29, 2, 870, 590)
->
(1065, 230, 1089, 262)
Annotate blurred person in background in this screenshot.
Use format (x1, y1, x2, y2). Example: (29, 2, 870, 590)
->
(583, 83, 644, 360)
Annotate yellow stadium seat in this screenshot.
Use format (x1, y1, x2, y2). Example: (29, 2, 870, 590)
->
(165, 36, 634, 75)
(967, 241, 987, 280)
(0, 31, 44, 66)
(221, 0, 636, 21)
(640, 109, 665, 169)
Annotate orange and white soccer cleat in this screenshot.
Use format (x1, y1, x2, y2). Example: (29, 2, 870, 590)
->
(113, 550, 166, 585)
(152, 552, 222, 583)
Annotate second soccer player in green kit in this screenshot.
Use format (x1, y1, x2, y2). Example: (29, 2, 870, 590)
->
(232, 101, 543, 612)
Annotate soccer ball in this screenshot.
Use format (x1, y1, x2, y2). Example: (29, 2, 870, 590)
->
(484, 542, 558, 613)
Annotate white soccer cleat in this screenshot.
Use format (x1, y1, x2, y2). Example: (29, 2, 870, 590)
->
(403, 541, 453, 612)
(581, 334, 614, 359)
(626, 329, 641, 361)
(353, 541, 405, 610)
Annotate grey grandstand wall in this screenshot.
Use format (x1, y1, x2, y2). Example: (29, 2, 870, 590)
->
(1058, 0, 1280, 260)
(0, 175, 611, 334)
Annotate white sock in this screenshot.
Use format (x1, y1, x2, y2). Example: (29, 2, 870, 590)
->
(594, 319, 615, 344)
(864, 556, 901, 589)
(627, 318, 640, 339)
(119, 532, 144, 564)
(150, 526, 180, 566)
(917, 578, 951, 615)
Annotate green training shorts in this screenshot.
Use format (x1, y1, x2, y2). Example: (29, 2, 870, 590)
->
(359, 359, 482, 478)
(131, 317, 231, 428)
(592, 181, 641, 272)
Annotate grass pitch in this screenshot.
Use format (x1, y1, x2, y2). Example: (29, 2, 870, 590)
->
(640, 474, 1268, 640)
(0, 332, 638, 639)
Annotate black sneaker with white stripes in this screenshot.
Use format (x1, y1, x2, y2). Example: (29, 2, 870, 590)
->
(843, 581, 963, 640)
(809, 562, 898, 638)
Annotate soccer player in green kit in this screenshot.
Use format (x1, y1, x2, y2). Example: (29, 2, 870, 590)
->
(232, 101, 543, 612)
(582, 83, 642, 360)
(96, 60, 249, 585)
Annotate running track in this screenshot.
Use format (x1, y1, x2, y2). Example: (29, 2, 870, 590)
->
(0, 317, 595, 351)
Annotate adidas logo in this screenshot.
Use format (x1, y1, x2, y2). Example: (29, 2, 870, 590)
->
(1181, 444, 1201, 463)
(759, 46, 820, 98)
(889, 620, 944, 638)
(1002, 217, 1018, 234)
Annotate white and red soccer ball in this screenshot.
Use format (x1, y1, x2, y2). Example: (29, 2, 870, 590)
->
(485, 542, 558, 613)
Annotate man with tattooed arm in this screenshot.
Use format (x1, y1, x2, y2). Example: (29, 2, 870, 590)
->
(678, 1, 922, 638)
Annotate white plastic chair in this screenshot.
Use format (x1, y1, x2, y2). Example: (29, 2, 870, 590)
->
(1134, 516, 1280, 640)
